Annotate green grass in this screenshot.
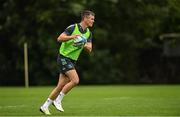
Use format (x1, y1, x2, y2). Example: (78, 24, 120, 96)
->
(0, 85, 180, 116)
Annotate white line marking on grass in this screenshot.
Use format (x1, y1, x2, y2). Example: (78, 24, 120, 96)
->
(103, 97, 132, 100)
(0, 105, 26, 109)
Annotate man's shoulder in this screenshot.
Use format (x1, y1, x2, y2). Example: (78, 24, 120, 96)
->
(64, 24, 76, 35)
(66, 24, 76, 29)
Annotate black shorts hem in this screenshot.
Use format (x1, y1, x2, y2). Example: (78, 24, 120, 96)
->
(57, 54, 76, 74)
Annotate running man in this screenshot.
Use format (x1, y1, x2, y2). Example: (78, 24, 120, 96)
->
(40, 10, 95, 115)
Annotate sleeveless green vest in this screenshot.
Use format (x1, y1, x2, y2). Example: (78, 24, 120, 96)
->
(59, 24, 90, 60)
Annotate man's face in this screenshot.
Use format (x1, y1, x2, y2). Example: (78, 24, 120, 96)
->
(84, 15, 95, 27)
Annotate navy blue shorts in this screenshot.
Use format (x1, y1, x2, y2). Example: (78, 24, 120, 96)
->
(57, 54, 76, 74)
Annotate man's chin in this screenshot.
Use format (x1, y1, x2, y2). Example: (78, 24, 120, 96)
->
(89, 24, 93, 27)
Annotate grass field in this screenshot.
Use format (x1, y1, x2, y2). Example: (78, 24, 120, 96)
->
(0, 85, 180, 116)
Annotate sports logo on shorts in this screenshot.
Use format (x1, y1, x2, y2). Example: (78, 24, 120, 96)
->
(67, 64, 73, 69)
(61, 58, 67, 65)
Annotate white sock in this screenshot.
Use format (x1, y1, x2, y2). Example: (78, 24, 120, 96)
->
(55, 92, 65, 102)
(42, 98, 53, 109)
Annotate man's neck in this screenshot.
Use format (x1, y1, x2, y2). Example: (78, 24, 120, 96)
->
(79, 22, 87, 31)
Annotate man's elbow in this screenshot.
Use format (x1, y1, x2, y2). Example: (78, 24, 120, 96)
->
(57, 36, 65, 42)
(88, 48, 92, 53)
(85, 47, 92, 53)
(57, 37, 61, 42)
(57, 33, 66, 42)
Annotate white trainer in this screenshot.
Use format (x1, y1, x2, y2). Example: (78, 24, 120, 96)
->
(40, 106, 51, 115)
(53, 100, 64, 112)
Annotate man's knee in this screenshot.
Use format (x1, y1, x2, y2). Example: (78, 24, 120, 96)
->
(72, 79, 79, 85)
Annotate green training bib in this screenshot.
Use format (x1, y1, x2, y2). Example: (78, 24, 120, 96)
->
(59, 24, 90, 60)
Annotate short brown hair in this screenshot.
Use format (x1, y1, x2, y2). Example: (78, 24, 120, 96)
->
(81, 10, 95, 20)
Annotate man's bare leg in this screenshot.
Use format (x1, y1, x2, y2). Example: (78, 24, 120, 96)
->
(49, 74, 70, 100)
(40, 74, 69, 113)
(52, 69, 79, 112)
(61, 69, 79, 94)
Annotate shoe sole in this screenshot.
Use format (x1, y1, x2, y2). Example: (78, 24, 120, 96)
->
(39, 108, 51, 115)
(52, 103, 64, 112)
(39, 108, 44, 113)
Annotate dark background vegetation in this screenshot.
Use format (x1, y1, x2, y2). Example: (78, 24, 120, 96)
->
(0, 0, 180, 86)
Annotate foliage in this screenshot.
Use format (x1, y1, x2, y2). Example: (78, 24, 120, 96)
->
(0, 0, 180, 85)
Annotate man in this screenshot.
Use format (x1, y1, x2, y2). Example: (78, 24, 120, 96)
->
(40, 10, 95, 115)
